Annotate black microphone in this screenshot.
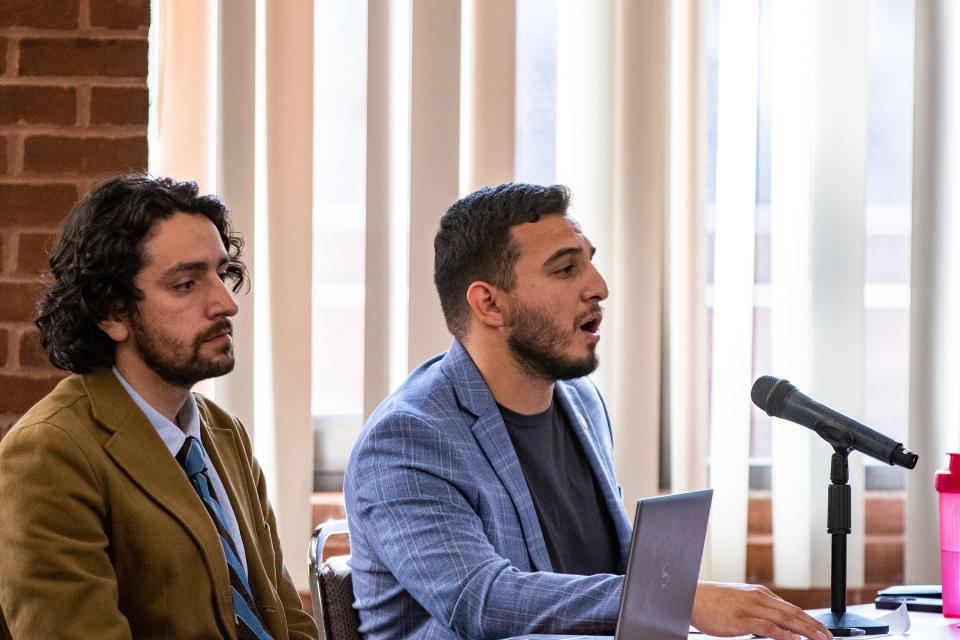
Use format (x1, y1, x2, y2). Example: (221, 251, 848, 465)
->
(751, 375, 918, 469)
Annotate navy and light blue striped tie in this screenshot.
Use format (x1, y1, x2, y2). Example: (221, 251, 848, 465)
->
(177, 436, 273, 640)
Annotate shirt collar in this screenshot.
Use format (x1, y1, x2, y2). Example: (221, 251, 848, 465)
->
(112, 367, 201, 457)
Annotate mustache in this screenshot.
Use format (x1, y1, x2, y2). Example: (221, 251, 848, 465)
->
(573, 305, 603, 327)
(198, 319, 233, 342)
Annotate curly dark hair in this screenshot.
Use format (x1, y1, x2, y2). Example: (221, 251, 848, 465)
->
(36, 173, 248, 373)
(434, 182, 571, 338)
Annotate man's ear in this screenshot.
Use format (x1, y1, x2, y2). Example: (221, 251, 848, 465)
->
(97, 306, 131, 343)
(465, 281, 506, 330)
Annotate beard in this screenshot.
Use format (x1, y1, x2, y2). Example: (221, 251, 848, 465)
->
(131, 316, 235, 388)
(506, 301, 600, 381)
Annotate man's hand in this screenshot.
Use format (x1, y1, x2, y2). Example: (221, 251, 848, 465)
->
(691, 581, 833, 640)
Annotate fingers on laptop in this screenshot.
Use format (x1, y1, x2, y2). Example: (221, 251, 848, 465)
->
(753, 589, 833, 640)
(748, 608, 829, 640)
(746, 617, 802, 640)
(692, 582, 832, 640)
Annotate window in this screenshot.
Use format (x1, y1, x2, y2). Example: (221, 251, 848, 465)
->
(515, 0, 558, 185)
(704, 0, 915, 490)
(311, 0, 367, 490)
(311, 0, 562, 491)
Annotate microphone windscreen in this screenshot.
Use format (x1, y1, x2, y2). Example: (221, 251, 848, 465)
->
(751, 375, 795, 416)
(750, 375, 779, 412)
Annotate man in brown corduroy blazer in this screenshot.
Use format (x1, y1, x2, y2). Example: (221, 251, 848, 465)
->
(0, 174, 318, 640)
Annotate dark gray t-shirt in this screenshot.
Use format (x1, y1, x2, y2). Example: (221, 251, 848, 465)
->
(499, 397, 620, 575)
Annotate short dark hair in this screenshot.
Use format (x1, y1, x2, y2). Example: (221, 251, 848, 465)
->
(36, 173, 247, 373)
(434, 182, 571, 337)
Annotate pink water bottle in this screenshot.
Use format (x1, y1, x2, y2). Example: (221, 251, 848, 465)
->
(937, 453, 960, 617)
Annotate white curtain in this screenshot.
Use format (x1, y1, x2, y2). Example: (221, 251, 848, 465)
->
(150, 2, 218, 192)
(154, 0, 712, 589)
(706, 0, 758, 583)
(556, 0, 675, 513)
(256, 0, 315, 591)
(364, 0, 705, 523)
(363, 0, 465, 417)
(153, 0, 946, 594)
(461, 0, 516, 192)
(153, 0, 315, 589)
(905, 0, 960, 584)
(768, 0, 868, 589)
(365, 0, 708, 524)
(665, 0, 709, 503)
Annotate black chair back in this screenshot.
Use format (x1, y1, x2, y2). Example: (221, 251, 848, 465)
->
(308, 519, 361, 640)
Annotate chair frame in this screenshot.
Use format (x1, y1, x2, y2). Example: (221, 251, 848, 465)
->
(308, 518, 351, 638)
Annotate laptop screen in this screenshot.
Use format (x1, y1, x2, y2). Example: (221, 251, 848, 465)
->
(615, 489, 713, 640)
(500, 489, 713, 640)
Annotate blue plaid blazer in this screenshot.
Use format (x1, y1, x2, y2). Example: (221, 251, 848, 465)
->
(344, 340, 633, 639)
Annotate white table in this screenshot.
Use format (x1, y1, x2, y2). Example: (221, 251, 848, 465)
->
(692, 604, 958, 640)
(505, 604, 960, 639)
(808, 604, 960, 639)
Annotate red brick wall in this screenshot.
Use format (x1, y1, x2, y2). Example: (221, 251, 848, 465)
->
(0, 0, 149, 438)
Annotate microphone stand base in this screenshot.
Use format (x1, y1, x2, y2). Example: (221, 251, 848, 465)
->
(814, 611, 889, 636)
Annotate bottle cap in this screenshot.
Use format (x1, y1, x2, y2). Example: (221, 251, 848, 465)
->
(935, 453, 960, 492)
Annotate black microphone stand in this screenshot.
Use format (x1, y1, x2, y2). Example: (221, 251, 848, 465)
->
(814, 446, 888, 636)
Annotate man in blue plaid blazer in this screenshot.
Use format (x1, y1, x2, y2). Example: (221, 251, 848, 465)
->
(344, 184, 832, 640)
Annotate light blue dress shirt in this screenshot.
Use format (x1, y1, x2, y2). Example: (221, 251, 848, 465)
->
(112, 368, 248, 571)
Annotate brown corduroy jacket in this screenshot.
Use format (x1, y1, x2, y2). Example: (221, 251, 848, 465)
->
(0, 368, 319, 639)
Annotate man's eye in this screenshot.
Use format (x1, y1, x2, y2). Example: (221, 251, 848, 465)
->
(174, 280, 195, 291)
(556, 265, 575, 276)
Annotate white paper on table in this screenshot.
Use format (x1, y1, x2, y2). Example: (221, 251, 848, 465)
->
(863, 602, 911, 636)
(849, 603, 911, 638)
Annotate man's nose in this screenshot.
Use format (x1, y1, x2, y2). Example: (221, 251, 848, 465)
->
(210, 277, 239, 317)
(585, 262, 609, 301)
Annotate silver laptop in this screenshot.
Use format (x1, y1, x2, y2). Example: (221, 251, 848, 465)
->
(503, 489, 713, 640)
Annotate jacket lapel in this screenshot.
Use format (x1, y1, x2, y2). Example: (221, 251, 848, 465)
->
(200, 407, 290, 637)
(201, 422, 261, 580)
(440, 341, 554, 572)
(84, 369, 237, 637)
(554, 383, 634, 569)
(201, 423, 252, 528)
